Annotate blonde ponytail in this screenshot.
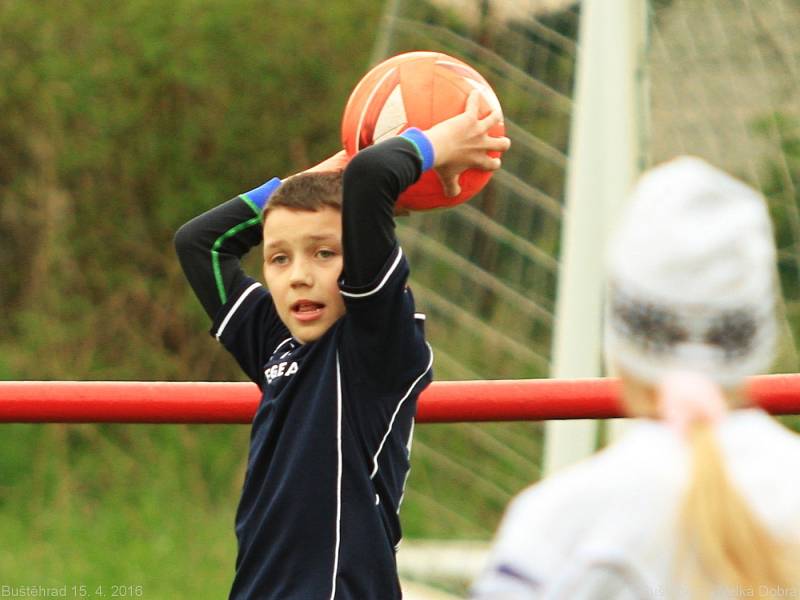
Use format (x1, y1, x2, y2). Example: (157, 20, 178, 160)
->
(678, 419, 799, 595)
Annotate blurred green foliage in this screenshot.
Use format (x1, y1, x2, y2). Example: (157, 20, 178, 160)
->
(0, 0, 381, 382)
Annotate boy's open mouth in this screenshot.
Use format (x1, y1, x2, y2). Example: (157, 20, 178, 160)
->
(291, 300, 325, 321)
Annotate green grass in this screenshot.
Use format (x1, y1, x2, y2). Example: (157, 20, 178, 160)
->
(0, 424, 242, 596)
(0, 419, 541, 596)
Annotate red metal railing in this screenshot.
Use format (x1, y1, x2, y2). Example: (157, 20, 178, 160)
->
(0, 374, 797, 423)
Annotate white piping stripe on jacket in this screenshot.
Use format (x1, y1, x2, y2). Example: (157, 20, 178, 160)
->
(329, 353, 345, 600)
(273, 337, 293, 358)
(215, 282, 262, 341)
(340, 248, 404, 299)
(369, 342, 433, 479)
(396, 419, 415, 515)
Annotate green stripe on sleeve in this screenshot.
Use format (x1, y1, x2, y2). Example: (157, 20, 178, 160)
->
(211, 216, 262, 305)
(239, 193, 262, 219)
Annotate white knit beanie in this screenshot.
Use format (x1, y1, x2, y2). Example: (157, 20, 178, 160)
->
(604, 156, 777, 388)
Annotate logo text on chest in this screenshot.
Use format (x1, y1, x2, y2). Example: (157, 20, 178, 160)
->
(264, 361, 299, 385)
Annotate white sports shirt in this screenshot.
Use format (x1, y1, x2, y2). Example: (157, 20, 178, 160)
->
(471, 409, 800, 599)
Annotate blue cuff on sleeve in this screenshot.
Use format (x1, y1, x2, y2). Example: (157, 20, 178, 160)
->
(399, 127, 435, 172)
(239, 177, 282, 213)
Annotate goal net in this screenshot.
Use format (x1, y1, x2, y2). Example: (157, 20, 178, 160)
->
(378, 0, 800, 594)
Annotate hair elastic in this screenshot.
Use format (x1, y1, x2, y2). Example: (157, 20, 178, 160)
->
(657, 370, 728, 436)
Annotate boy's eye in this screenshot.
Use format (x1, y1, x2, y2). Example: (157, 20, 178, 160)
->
(269, 254, 289, 265)
(316, 249, 337, 259)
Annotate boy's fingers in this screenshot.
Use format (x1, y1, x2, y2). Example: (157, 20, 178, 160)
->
(443, 177, 462, 197)
(487, 135, 511, 153)
(479, 107, 504, 131)
(485, 156, 503, 171)
(465, 88, 482, 116)
(435, 169, 462, 198)
(471, 154, 503, 172)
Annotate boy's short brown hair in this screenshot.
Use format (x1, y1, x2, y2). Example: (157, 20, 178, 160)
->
(262, 171, 343, 221)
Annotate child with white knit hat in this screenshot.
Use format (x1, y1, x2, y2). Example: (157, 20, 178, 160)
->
(471, 157, 800, 599)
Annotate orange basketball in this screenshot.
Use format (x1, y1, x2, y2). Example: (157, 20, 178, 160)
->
(341, 51, 505, 211)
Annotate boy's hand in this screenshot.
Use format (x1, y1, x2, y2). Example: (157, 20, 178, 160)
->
(303, 150, 350, 174)
(424, 89, 510, 198)
(282, 150, 349, 185)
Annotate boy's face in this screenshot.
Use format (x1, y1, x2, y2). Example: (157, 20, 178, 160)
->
(262, 206, 346, 344)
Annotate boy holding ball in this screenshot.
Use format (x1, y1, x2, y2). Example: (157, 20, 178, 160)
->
(175, 90, 509, 599)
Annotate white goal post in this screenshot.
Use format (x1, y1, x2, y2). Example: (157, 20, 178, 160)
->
(543, 0, 650, 474)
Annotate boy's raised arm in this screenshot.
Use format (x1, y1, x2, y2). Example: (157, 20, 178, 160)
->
(341, 89, 509, 287)
(341, 137, 421, 287)
(173, 179, 280, 319)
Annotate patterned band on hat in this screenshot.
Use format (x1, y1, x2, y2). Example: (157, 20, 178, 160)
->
(609, 283, 761, 360)
(603, 156, 778, 386)
(605, 279, 776, 387)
